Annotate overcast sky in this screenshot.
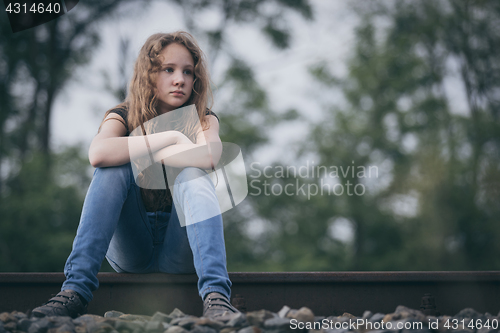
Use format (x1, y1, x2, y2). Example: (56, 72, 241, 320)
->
(51, 0, 359, 165)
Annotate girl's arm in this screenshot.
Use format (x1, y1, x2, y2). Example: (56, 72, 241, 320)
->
(153, 115, 223, 170)
(89, 113, 183, 168)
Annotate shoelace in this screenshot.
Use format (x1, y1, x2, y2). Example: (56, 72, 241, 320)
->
(205, 294, 236, 312)
(44, 291, 76, 306)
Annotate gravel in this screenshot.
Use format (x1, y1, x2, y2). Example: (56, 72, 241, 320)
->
(1, 305, 499, 333)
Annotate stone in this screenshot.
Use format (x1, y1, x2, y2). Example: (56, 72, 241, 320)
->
(4, 322, 17, 332)
(263, 317, 292, 330)
(114, 320, 144, 333)
(454, 308, 482, 320)
(48, 317, 75, 327)
(361, 311, 372, 320)
(164, 326, 189, 333)
(168, 309, 185, 320)
(286, 308, 314, 323)
(246, 310, 274, 327)
(144, 320, 163, 333)
(340, 313, 356, 320)
(190, 325, 217, 333)
(277, 306, 291, 319)
(12, 312, 27, 321)
(117, 315, 151, 322)
(27, 318, 51, 333)
(236, 327, 260, 333)
(170, 316, 198, 329)
(195, 318, 225, 330)
(74, 316, 115, 333)
(0, 313, 16, 323)
(219, 328, 237, 333)
(161, 323, 172, 330)
(17, 318, 33, 332)
(88, 322, 116, 333)
(150, 312, 172, 324)
(393, 305, 426, 322)
(369, 313, 385, 323)
(384, 310, 422, 324)
(74, 315, 108, 325)
(55, 323, 77, 333)
(104, 312, 125, 319)
(225, 313, 247, 328)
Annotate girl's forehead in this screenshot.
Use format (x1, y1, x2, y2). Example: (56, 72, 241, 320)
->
(160, 43, 194, 65)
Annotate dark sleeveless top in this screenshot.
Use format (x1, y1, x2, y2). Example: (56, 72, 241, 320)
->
(108, 106, 220, 213)
(109, 107, 219, 136)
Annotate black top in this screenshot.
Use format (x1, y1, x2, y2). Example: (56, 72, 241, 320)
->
(109, 107, 219, 136)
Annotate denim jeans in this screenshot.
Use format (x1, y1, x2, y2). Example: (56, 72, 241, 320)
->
(62, 163, 232, 303)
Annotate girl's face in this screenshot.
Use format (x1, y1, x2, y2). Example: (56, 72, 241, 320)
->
(155, 43, 194, 113)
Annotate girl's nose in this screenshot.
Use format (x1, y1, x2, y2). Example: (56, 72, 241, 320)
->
(173, 71, 184, 85)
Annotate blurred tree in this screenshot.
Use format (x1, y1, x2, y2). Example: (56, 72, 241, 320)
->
(0, 0, 148, 169)
(0, 0, 150, 271)
(0, 146, 91, 271)
(295, 0, 500, 270)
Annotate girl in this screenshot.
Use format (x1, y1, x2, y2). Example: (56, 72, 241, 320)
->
(32, 31, 238, 319)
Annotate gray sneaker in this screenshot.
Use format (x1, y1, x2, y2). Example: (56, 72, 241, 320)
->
(203, 292, 240, 318)
(32, 290, 87, 318)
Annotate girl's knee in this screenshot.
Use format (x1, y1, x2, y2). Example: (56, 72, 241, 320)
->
(95, 163, 133, 182)
(175, 167, 208, 186)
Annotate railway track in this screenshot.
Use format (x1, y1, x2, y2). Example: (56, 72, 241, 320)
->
(1, 272, 499, 317)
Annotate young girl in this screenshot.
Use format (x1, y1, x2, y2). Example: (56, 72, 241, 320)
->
(32, 31, 238, 319)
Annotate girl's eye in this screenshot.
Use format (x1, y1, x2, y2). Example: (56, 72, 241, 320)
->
(164, 68, 173, 73)
(183, 69, 193, 75)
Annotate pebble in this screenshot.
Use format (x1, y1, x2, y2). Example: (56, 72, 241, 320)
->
(0, 305, 499, 333)
(245, 310, 274, 326)
(368, 313, 385, 323)
(263, 317, 291, 330)
(190, 325, 217, 333)
(170, 316, 198, 329)
(150, 312, 173, 324)
(165, 326, 189, 333)
(169, 309, 185, 320)
(225, 313, 247, 328)
(276, 307, 290, 319)
(235, 327, 260, 333)
(285, 307, 314, 323)
(195, 318, 224, 330)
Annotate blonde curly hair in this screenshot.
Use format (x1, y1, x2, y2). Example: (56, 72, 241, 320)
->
(102, 31, 213, 140)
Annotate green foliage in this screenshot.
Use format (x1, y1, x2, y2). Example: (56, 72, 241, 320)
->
(299, 0, 500, 270)
(225, 0, 500, 272)
(0, 147, 91, 271)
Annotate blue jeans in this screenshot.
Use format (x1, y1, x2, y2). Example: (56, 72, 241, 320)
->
(62, 163, 232, 303)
